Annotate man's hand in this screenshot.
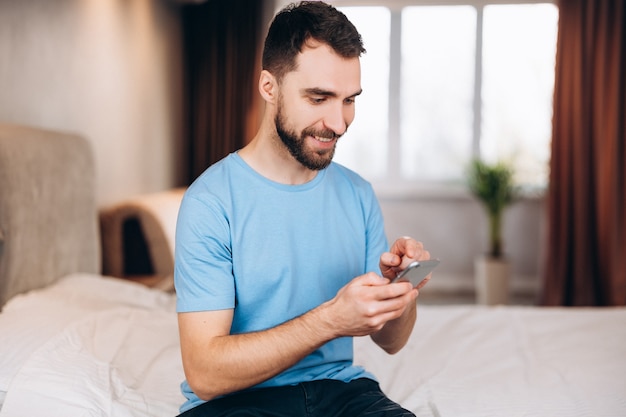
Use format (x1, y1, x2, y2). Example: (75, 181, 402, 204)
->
(318, 272, 417, 337)
(367, 237, 432, 353)
(380, 237, 431, 288)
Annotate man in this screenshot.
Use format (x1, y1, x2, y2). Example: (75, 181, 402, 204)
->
(174, 2, 431, 416)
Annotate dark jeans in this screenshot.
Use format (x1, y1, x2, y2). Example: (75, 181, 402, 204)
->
(178, 378, 415, 417)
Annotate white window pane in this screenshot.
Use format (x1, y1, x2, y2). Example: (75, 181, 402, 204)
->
(334, 7, 390, 179)
(400, 6, 476, 182)
(482, 4, 558, 186)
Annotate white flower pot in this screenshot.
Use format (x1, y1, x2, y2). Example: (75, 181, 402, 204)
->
(474, 256, 510, 305)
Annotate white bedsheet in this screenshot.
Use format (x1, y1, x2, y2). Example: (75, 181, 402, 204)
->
(0, 274, 183, 416)
(1, 274, 625, 417)
(355, 305, 626, 417)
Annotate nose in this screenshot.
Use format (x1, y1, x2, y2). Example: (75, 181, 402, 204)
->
(323, 102, 353, 137)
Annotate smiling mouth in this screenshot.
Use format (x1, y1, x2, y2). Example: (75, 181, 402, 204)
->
(313, 135, 335, 143)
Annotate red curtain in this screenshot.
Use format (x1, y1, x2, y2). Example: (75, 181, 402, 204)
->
(181, 0, 269, 184)
(541, 0, 625, 306)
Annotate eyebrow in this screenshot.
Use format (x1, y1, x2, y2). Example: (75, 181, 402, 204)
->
(303, 87, 363, 99)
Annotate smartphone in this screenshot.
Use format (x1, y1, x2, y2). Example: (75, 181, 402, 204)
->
(392, 259, 440, 287)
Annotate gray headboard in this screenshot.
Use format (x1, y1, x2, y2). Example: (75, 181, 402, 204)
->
(0, 123, 100, 308)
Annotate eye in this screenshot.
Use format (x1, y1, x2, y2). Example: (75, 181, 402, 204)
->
(309, 96, 326, 104)
(344, 97, 356, 105)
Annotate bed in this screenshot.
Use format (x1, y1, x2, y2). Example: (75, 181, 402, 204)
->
(1, 123, 625, 417)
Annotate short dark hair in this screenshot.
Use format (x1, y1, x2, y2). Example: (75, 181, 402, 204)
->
(262, 1, 365, 82)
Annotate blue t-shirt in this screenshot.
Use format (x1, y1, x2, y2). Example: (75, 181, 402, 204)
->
(174, 153, 389, 412)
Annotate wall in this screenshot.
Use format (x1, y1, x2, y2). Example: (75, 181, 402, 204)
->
(0, 0, 183, 207)
(0, 0, 545, 297)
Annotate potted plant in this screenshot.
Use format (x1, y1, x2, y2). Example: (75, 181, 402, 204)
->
(467, 159, 516, 305)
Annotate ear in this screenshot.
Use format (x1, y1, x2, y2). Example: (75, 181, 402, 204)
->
(258, 70, 278, 103)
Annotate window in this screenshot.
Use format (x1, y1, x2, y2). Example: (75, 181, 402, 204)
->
(333, 1, 558, 191)
(400, 6, 476, 182)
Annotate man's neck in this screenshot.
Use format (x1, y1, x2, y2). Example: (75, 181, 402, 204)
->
(238, 125, 318, 185)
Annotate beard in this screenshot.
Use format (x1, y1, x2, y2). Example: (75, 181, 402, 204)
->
(274, 103, 342, 171)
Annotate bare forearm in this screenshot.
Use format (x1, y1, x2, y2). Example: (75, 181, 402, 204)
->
(370, 299, 416, 354)
(183, 306, 337, 401)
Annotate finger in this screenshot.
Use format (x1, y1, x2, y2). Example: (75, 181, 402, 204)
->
(380, 250, 400, 264)
(403, 240, 425, 260)
(375, 280, 414, 301)
(400, 243, 431, 267)
(353, 271, 389, 287)
(374, 289, 417, 316)
(418, 249, 431, 261)
(391, 237, 423, 259)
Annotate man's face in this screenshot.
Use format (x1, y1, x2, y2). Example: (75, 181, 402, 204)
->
(273, 42, 362, 171)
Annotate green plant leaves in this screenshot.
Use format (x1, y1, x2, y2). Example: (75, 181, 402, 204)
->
(467, 159, 516, 258)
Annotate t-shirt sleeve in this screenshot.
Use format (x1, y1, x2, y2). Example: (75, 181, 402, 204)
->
(174, 192, 235, 313)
